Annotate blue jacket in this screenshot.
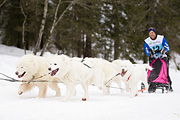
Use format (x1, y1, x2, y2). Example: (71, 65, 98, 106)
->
(144, 35, 169, 57)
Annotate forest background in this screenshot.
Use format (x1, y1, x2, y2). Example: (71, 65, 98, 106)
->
(0, 0, 179, 65)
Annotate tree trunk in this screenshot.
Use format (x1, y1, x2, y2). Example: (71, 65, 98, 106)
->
(20, 0, 27, 54)
(77, 30, 82, 57)
(143, 0, 152, 63)
(114, 39, 119, 60)
(40, 1, 73, 56)
(84, 32, 92, 57)
(33, 0, 48, 55)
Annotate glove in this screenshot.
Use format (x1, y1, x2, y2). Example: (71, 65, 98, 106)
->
(161, 46, 167, 55)
(149, 48, 155, 56)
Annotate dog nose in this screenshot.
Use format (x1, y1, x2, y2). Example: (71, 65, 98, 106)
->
(15, 71, 18, 75)
(48, 68, 51, 71)
(122, 69, 125, 72)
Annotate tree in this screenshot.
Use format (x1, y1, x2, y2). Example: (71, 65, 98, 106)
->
(0, 0, 179, 64)
(128, 0, 180, 63)
(40, 0, 73, 56)
(2, 0, 24, 48)
(20, 0, 27, 54)
(33, 0, 49, 55)
(52, 0, 102, 57)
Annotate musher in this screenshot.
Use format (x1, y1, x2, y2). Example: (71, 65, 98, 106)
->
(144, 27, 173, 92)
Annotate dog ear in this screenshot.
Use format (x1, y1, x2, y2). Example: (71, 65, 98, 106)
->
(60, 54, 68, 62)
(23, 56, 34, 64)
(30, 56, 39, 69)
(62, 56, 66, 62)
(32, 60, 39, 73)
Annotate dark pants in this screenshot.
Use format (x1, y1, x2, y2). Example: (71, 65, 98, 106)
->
(149, 57, 172, 88)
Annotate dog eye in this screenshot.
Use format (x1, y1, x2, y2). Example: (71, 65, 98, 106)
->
(21, 67, 23, 68)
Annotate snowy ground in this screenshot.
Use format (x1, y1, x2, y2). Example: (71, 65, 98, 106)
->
(0, 44, 180, 120)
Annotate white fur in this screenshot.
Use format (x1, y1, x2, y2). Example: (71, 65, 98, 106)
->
(16, 54, 61, 98)
(112, 60, 151, 97)
(83, 57, 122, 95)
(49, 54, 93, 101)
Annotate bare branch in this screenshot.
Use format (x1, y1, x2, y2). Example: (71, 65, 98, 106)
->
(20, 0, 27, 54)
(129, 7, 151, 35)
(0, 0, 8, 8)
(54, 1, 73, 27)
(53, 0, 62, 27)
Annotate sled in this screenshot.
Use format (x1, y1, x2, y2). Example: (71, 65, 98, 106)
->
(146, 58, 169, 93)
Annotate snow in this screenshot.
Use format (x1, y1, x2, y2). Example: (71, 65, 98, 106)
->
(0, 44, 180, 120)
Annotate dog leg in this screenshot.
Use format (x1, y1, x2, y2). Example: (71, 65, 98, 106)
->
(114, 78, 123, 93)
(102, 85, 110, 95)
(49, 83, 61, 97)
(81, 81, 89, 101)
(125, 83, 131, 92)
(62, 83, 75, 102)
(130, 85, 138, 98)
(103, 79, 110, 95)
(18, 83, 33, 95)
(142, 74, 149, 91)
(38, 85, 47, 98)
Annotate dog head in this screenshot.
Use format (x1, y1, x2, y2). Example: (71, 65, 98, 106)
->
(15, 54, 39, 80)
(48, 54, 70, 77)
(118, 60, 133, 77)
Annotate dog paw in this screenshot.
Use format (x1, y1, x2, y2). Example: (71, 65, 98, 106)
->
(18, 91, 23, 95)
(130, 94, 138, 98)
(82, 98, 87, 101)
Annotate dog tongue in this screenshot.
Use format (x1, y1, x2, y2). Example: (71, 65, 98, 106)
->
(51, 70, 57, 76)
(121, 72, 125, 77)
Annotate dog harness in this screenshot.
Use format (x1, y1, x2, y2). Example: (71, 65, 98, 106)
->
(126, 74, 132, 81)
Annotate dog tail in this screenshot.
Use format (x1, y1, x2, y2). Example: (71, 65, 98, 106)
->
(143, 64, 153, 71)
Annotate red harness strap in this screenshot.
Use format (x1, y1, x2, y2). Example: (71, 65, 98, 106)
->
(126, 74, 132, 81)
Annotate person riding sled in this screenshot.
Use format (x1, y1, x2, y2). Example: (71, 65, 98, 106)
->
(144, 27, 173, 92)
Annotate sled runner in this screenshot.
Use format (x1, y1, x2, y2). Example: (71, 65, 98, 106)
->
(147, 58, 169, 93)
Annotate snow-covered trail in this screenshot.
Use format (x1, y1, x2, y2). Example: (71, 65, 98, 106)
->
(0, 45, 179, 120)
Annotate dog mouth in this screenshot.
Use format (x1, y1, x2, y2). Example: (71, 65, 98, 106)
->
(51, 68, 59, 76)
(18, 72, 26, 78)
(121, 70, 127, 77)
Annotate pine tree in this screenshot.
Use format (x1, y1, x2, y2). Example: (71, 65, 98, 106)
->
(2, 0, 23, 48)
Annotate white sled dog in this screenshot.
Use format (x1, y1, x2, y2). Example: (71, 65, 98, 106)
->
(113, 60, 152, 97)
(15, 54, 61, 98)
(48, 54, 93, 101)
(82, 57, 122, 95)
